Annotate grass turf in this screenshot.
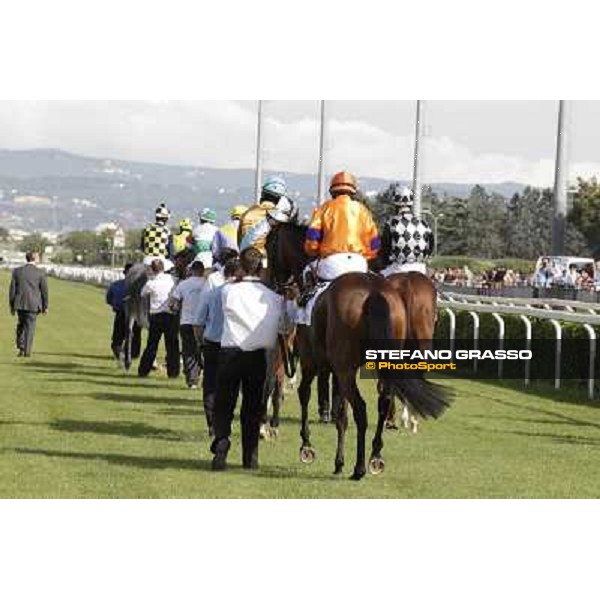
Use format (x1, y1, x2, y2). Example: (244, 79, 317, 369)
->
(1, 271, 599, 498)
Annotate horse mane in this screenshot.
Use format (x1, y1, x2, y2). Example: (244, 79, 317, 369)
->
(266, 220, 310, 286)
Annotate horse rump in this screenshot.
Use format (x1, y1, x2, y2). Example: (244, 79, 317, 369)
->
(363, 289, 453, 420)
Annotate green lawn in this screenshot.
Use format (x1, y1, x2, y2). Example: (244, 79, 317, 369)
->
(1, 271, 599, 498)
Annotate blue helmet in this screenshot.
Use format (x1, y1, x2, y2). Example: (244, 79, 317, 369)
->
(262, 176, 287, 200)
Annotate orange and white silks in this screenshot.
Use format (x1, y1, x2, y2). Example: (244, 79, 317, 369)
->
(304, 195, 381, 260)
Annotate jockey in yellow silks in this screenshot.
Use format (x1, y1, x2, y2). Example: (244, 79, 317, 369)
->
(304, 171, 380, 281)
(238, 176, 287, 262)
(171, 218, 193, 256)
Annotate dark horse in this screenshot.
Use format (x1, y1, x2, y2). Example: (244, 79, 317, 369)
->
(265, 222, 451, 480)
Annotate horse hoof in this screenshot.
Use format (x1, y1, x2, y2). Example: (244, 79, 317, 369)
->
(368, 457, 385, 476)
(333, 464, 344, 475)
(299, 446, 315, 464)
(350, 469, 366, 481)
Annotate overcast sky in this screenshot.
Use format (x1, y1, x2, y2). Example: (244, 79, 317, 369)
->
(0, 100, 599, 185)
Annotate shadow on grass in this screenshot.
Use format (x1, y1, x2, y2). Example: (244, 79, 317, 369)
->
(36, 351, 115, 362)
(7, 447, 334, 482)
(156, 408, 204, 417)
(460, 422, 600, 447)
(51, 377, 174, 389)
(21, 361, 83, 371)
(10, 447, 212, 472)
(91, 392, 199, 407)
(465, 377, 600, 409)
(48, 419, 194, 442)
(251, 464, 339, 481)
(488, 396, 600, 430)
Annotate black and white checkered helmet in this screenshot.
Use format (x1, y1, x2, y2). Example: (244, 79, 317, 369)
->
(387, 214, 433, 264)
(391, 184, 414, 211)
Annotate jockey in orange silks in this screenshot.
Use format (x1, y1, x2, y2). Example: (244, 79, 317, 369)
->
(304, 171, 380, 281)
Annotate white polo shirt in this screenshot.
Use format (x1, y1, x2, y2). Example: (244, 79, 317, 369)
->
(171, 275, 206, 325)
(220, 277, 283, 351)
(141, 272, 177, 314)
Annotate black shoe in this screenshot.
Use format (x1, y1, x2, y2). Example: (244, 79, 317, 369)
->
(242, 447, 259, 470)
(242, 456, 259, 470)
(17, 349, 25, 358)
(212, 453, 228, 471)
(211, 438, 230, 471)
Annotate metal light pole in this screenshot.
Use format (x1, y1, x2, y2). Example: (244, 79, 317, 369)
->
(552, 100, 569, 255)
(317, 100, 327, 204)
(254, 100, 264, 202)
(412, 100, 424, 218)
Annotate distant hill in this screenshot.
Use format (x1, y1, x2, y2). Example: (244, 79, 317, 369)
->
(0, 148, 526, 232)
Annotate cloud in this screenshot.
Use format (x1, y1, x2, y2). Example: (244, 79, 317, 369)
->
(0, 100, 599, 186)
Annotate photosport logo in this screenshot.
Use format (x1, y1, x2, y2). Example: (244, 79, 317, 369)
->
(360, 339, 595, 380)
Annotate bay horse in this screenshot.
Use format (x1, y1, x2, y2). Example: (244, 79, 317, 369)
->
(384, 271, 438, 432)
(265, 222, 451, 480)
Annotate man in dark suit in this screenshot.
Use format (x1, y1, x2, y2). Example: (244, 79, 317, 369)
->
(9, 252, 49, 357)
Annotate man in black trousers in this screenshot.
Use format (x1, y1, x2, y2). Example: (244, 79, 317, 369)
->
(138, 258, 180, 378)
(106, 263, 141, 362)
(211, 248, 284, 471)
(9, 251, 49, 357)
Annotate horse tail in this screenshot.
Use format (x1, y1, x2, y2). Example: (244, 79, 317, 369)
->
(363, 291, 393, 341)
(363, 290, 452, 420)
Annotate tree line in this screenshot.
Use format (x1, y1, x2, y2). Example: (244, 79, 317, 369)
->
(371, 177, 600, 260)
(12, 176, 600, 264)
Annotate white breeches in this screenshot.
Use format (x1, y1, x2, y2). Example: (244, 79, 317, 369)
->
(381, 262, 427, 277)
(307, 253, 369, 281)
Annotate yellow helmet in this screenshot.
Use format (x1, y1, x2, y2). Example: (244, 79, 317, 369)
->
(231, 204, 248, 220)
(179, 218, 193, 231)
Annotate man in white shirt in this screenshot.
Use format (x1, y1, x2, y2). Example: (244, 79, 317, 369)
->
(170, 260, 206, 388)
(211, 248, 284, 471)
(138, 259, 180, 378)
(197, 257, 243, 435)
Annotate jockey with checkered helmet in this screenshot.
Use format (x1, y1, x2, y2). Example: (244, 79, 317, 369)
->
(380, 184, 433, 276)
(141, 202, 175, 269)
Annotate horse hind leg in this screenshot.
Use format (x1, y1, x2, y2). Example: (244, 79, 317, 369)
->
(369, 380, 392, 475)
(269, 371, 283, 438)
(333, 395, 348, 474)
(298, 369, 316, 464)
(337, 371, 368, 481)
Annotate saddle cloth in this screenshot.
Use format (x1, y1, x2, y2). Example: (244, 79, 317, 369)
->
(295, 252, 368, 326)
(295, 282, 330, 326)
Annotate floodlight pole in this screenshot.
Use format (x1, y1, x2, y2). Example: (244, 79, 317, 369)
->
(552, 100, 569, 255)
(412, 100, 424, 218)
(254, 100, 264, 202)
(317, 100, 327, 204)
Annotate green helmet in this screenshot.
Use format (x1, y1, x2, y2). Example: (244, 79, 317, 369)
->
(199, 208, 217, 224)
